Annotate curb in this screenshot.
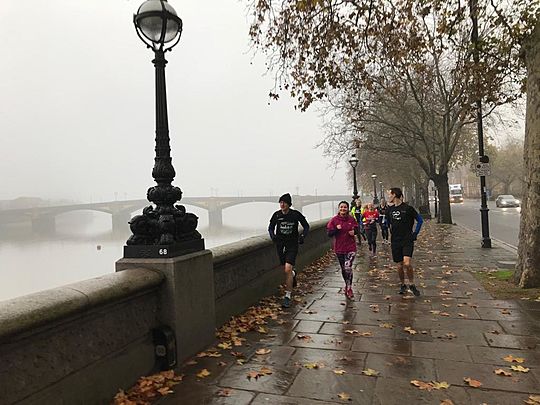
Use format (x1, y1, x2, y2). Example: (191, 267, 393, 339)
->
(454, 223, 518, 255)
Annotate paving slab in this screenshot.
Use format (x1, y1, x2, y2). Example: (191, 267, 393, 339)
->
(286, 369, 376, 404)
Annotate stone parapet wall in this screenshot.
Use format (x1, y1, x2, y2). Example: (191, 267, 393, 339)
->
(0, 268, 164, 404)
(0, 221, 331, 404)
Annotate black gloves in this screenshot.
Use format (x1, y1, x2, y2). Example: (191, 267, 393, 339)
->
(412, 232, 418, 241)
(298, 235, 305, 245)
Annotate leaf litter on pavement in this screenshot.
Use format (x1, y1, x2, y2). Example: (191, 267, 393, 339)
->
(111, 252, 333, 403)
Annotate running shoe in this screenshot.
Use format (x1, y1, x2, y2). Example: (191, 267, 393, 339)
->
(293, 270, 297, 288)
(399, 284, 408, 295)
(409, 284, 421, 296)
(282, 296, 291, 308)
(346, 286, 354, 299)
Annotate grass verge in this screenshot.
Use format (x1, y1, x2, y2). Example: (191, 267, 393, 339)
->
(473, 270, 540, 300)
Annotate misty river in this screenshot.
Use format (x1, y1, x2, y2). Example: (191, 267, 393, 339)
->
(0, 202, 337, 301)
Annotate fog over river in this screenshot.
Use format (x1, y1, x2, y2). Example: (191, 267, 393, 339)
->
(0, 202, 337, 301)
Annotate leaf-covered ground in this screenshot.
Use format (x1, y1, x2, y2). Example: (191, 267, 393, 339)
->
(113, 221, 540, 405)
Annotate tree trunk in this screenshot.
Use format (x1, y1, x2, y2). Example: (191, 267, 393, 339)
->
(515, 23, 540, 288)
(433, 173, 453, 224)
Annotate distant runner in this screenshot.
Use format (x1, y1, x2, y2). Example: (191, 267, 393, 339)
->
(327, 201, 359, 299)
(386, 187, 423, 296)
(350, 198, 366, 244)
(362, 202, 379, 257)
(268, 193, 310, 308)
(378, 198, 390, 244)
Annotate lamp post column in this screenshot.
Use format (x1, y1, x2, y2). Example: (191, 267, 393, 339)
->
(470, 0, 491, 248)
(372, 174, 379, 205)
(352, 168, 358, 201)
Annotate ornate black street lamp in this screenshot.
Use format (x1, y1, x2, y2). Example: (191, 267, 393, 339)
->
(371, 173, 379, 205)
(470, 0, 491, 248)
(124, 0, 204, 258)
(348, 154, 359, 201)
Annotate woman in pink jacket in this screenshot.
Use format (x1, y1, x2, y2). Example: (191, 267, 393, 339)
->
(327, 201, 359, 299)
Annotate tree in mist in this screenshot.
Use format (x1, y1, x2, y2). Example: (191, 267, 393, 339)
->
(249, 0, 540, 287)
(487, 140, 524, 195)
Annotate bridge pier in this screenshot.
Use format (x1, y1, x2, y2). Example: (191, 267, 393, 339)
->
(208, 208, 223, 230)
(32, 215, 56, 235)
(112, 212, 131, 233)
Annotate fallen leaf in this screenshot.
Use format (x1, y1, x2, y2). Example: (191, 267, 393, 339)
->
(247, 370, 260, 380)
(503, 355, 525, 363)
(440, 399, 455, 405)
(260, 367, 273, 375)
(333, 369, 347, 375)
(337, 392, 351, 401)
(218, 342, 232, 350)
(410, 380, 433, 390)
(196, 369, 211, 378)
(362, 368, 379, 376)
(494, 368, 512, 376)
(524, 395, 540, 404)
(185, 360, 198, 365)
(255, 348, 272, 355)
(297, 334, 312, 341)
(379, 323, 394, 329)
(218, 361, 227, 367)
(157, 387, 173, 395)
(463, 377, 482, 388)
(218, 388, 233, 397)
(257, 326, 268, 334)
(510, 365, 530, 373)
(304, 362, 324, 369)
(431, 381, 450, 390)
(303, 310, 317, 314)
(404, 326, 417, 335)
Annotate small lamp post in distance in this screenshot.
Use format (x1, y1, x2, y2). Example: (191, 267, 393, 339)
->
(371, 173, 379, 205)
(349, 154, 359, 202)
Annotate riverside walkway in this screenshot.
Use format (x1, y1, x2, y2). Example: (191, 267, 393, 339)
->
(116, 222, 540, 405)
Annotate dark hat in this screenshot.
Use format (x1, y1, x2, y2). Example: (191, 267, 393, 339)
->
(279, 193, 292, 206)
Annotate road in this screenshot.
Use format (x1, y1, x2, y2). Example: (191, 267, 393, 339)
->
(446, 199, 520, 248)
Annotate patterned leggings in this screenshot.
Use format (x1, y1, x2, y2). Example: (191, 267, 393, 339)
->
(336, 252, 356, 287)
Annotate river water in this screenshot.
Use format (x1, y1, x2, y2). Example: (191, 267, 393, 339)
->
(0, 202, 336, 301)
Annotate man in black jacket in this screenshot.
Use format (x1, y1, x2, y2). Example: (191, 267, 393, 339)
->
(268, 193, 310, 308)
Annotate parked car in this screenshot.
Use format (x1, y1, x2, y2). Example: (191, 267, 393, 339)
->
(495, 194, 520, 208)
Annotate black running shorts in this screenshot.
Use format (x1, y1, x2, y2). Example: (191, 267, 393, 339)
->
(275, 241, 299, 266)
(391, 240, 414, 263)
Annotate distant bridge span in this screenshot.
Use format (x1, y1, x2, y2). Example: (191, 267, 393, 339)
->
(0, 195, 349, 233)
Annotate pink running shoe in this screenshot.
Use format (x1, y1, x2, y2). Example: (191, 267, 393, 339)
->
(346, 286, 354, 299)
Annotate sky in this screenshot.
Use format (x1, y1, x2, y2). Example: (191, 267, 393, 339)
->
(0, 0, 350, 203)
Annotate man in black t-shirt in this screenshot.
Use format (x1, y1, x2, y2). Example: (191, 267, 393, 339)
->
(268, 193, 310, 308)
(385, 188, 423, 296)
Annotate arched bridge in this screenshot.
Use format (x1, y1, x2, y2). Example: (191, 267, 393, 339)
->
(0, 195, 349, 233)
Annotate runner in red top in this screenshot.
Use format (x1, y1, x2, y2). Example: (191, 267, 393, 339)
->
(362, 203, 379, 257)
(327, 201, 359, 299)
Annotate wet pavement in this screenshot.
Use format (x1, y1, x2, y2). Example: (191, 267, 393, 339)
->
(158, 222, 540, 405)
